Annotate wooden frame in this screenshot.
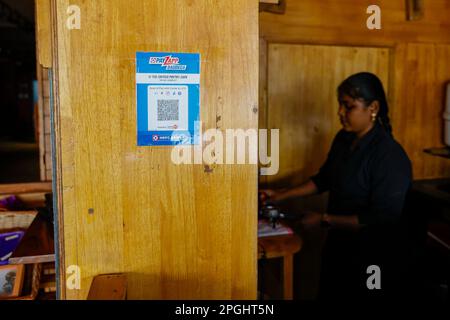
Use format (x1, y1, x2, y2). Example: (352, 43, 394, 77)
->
(0, 182, 52, 196)
(0, 264, 25, 298)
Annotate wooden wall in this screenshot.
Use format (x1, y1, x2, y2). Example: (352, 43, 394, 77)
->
(260, 0, 450, 46)
(36, 65, 52, 181)
(36, 0, 53, 181)
(266, 44, 390, 184)
(260, 1, 450, 300)
(260, 0, 450, 183)
(392, 43, 450, 179)
(49, 0, 258, 299)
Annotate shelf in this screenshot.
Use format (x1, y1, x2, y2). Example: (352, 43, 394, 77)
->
(423, 147, 450, 159)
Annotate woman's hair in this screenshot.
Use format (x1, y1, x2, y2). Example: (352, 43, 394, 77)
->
(337, 72, 392, 135)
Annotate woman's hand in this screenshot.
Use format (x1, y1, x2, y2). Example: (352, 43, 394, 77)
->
(259, 189, 284, 203)
(299, 210, 323, 229)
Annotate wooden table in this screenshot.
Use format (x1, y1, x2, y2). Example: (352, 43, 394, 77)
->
(258, 234, 302, 300)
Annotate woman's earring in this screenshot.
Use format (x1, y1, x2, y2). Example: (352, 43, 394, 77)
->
(371, 113, 377, 122)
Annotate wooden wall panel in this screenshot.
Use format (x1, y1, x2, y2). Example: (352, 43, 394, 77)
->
(52, 0, 258, 299)
(266, 44, 390, 184)
(259, 38, 268, 185)
(36, 0, 52, 68)
(392, 43, 450, 179)
(36, 65, 53, 182)
(260, 1, 450, 182)
(36, 0, 53, 181)
(260, 0, 450, 46)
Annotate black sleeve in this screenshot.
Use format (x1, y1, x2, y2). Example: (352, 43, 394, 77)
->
(310, 157, 332, 194)
(358, 145, 412, 226)
(310, 130, 344, 194)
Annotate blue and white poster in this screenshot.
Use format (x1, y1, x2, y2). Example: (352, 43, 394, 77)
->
(136, 52, 200, 146)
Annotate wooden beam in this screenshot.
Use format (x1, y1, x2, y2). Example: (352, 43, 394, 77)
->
(0, 182, 52, 195)
(35, 0, 52, 68)
(260, 0, 450, 46)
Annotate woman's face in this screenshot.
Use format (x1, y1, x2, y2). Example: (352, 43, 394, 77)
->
(338, 94, 377, 134)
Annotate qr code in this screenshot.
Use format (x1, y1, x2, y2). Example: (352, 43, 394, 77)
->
(157, 99, 179, 121)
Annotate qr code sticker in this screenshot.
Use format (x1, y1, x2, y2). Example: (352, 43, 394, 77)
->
(157, 99, 179, 121)
(148, 86, 188, 131)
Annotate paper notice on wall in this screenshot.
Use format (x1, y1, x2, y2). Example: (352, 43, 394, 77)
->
(136, 52, 200, 146)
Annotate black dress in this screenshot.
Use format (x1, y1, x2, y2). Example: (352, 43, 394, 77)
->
(310, 122, 412, 301)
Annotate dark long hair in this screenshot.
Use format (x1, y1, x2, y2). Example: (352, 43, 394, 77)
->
(337, 72, 392, 135)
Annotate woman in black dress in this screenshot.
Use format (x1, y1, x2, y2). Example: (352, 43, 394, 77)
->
(263, 72, 412, 301)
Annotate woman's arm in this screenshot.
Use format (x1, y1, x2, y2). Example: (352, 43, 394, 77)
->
(261, 179, 319, 203)
(322, 213, 361, 231)
(301, 212, 361, 230)
(263, 132, 345, 203)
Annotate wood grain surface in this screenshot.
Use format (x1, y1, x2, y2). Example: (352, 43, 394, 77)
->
(260, 0, 450, 46)
(392, 43, 450, 179)
(51, 0, 258, 299)
(266, 43, 390, 184)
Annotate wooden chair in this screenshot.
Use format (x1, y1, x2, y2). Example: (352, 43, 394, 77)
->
(87, 273, 127, 300)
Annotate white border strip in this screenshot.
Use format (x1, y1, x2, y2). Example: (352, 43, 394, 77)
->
(136, 73, 200, 84)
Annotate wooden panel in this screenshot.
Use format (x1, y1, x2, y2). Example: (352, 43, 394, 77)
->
(45, 169, 53, 181)
(43, 98, 51, 116)
(52, 0, 258, 299)
(36, 63, 52, 182)
(259, 38, 268, 131)
(44, 153, 52, 172)
(42, 79, 51, 99)
(392, 43, 450, 179)
(35, 0, 52, 68)
(267, 44, 390, 184)
(44, 131, 53, 182)
(259, 38, 268, 185)
(44, 115, 51, 133)
(44, 134, 51, 155)
(36, 65, 46, 182)
(260, 0, 450, 46)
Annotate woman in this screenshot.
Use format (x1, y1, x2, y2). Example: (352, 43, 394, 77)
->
(263, 72, 412, 301)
